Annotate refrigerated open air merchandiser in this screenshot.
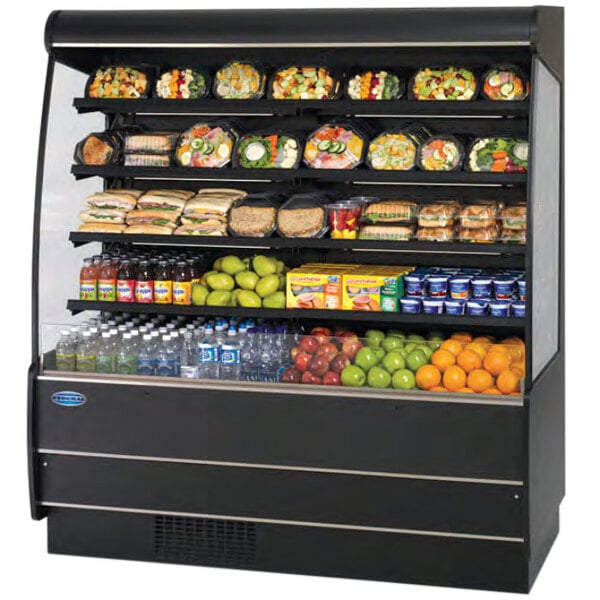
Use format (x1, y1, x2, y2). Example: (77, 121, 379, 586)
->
(30, 7, 564, 593)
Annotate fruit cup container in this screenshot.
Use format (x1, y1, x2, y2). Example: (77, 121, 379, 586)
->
(327, 200, 366, 239)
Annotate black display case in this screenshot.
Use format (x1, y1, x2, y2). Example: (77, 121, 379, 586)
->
(30, 7, 564, 593)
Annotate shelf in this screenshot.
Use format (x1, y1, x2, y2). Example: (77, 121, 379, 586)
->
(73, 97, 530, 117)
(71, 164, 527, 185)
(67, 300, 524, 329)
(69, 231, 526, 256)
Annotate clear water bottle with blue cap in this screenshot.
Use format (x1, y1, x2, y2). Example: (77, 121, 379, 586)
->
(137, 334, 157, 376)
(198, 324, 219, 379)
(220, 326, 241, 380)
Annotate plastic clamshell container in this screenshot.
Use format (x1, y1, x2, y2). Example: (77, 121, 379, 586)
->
(233, 132, 301, 169)
(459, 203, 499, 229)
(512, 300, 526, 317)
(410, 66, 477, 101)
(500, 228, 527, 244)
(448, 276, 471, 299)
(213, 61, 266, 100)
(74, 132, 120, 166)
(86, 65, 151, 99)
(466, 299, 489, 316)
(481, 65, 530, 101)
(417, 203, 457, 228)
(174, 122, 237, 168)
(123, 154, 170, 167)
(416, 226, 456, 242)
(471, 277, 493, 299)
(270, 66, 340, 100)
(358, 225, 414, 240)
(417, 136, 464, 171)
(276, 194, 329, 238)
(362, 200, 418, 224)
(499, 205, 527, 230)
(366, 128, 427, 171)
(303, 123, 365, 170)
(489, 300, 512, 317)
(400, 296, 422, 314)
(346, 69, 404, 101)
(124, 132, 178, 153)
(493, 276, 517, 300)
(458, 226, 499, 243)
(422, 296, 445, 314)
(444, 298, 466, 315)
(426, 274, 449, 297)
(154, 68, 210, 99)
(228, 194, 280, 238)
(466, 138, 529, 173)
(327, 200, 365, 240)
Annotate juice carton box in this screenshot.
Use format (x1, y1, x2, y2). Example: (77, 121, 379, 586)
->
(286, 266, 356, 309)
(342, 266, 413, 312)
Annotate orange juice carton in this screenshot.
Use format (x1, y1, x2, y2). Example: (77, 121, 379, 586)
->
(286, 266, 353, 309)
(342, 266, 413, 312)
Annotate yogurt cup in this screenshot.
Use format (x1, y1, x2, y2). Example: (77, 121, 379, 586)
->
(400, 296, 422, 314)
(444, 298, 466, 315)
(493, 276, 516, 300)
(517, 278, 526, 301)
(489, 300, 512, 317)
(460, 268, 483, 276)
(466, 299, 489, 316)
(426, 274, 449, 298)
(422, 296, 445, 314)
(404, 273, 426, 297)
(512, 300, 526, 317)
(448, 276, 471, 299)
(471, 276, 493, 299)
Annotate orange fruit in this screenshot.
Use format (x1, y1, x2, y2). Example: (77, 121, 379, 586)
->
(496, 369, 521, 395)
(489, 343, 510, 355)
(501, 336, 525, 347)
(467, 369, 495, 393)
(443, 365, 467, 391)
(464, 342, 487, 360)
(483, 351, 511, 376)
(483, 388, 502, 395)
(511, 365, 524, 378)
(473, 335, 495, 344)
(415, 365, 442, 390)
(431, 349, 456, 373)
(440, 339, 463, 357)
(509, 392, 522, 396)
(457, 387, 475, 393)
(456, 349, 483, 373)
(430, 385, 448, 392)
(451, 332, 473, 343)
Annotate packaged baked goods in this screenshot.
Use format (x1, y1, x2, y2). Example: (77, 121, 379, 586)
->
(467, 138, 528, 172)
(458, 225, 500, 243)
(74, 132, 120, 165)
(418, 203, 457, 228)
(213, 61, 266, 99)
(86, 66, 149, 99)
(228, 193, 282, 237)
(459, 203, 499, 229)
(234, 132, 301, 169)
(481, 65, 529, 101)
(363, 200, 418, 223)
(303, 123, 366, 169)
(499, 204, 527, 230)
(359, 225, 414, 241)
(410, 66, 477, 100)
(276, 194, 328, 238)
(346, 70, 403, 100)
(366, 125, 430, 171)
(417, 136, 464, 171)
(174, 121, 237, 168)
(271, 66, 339, 100)
(123, 154, 171, 167)
(416, 226, 455, 242)
(155, 68, 209, 99)
(124, 132, 178, 153)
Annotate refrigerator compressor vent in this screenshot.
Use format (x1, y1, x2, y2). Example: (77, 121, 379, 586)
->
(154, 515, 257, 566)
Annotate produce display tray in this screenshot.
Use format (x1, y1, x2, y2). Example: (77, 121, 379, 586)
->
(66, 300, 525, 328)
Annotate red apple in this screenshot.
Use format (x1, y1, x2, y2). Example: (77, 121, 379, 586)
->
(290, 346, 300, 359)
(315, 342, 338, 362)
(330, 353, 351, 374)
(322, 371, 341, 386)
(334, 327, 348, 336)
(339, 331, 359, 341)
(342, 338, 363, 360)
(308, 355, 330, 377)
(299, 335, 319, 354)
(302, 371, 322, 385)
(294, 352, 312, 372)
(311, 326, 333, 336)
(280, 367, 302, 384)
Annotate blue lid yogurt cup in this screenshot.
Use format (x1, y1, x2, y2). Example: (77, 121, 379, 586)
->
(400, 296, 422, 314)
(426, 274, 449, 298)
(444, 298, 466, 315)
(471, 276, 493, 299)
(511, 300, 526, 317)
(489, 299, 512, 317)
(448, 276, 471, 299)
(493, 277, 516, 300)
(517, 278, 526, 301)
(422, 296, 445, 314)
(404, 273, 426, 297)
(466, 299, 489, 316)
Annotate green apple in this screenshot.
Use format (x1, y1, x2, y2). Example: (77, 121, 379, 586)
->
(427, 335, 444, 351)
(367, 366, 391, 389)
(255, 274, 280, 298)
(235, 270, 259, 291)
(373, 347, 385, 364)
(406, 349, 429, 373)
(341, 365, 366, 387)
(220, 255, 246, 276)
(381, 336, 403, 353)
(407, 334, 426, 343)
(398, 347, 409, 359)
(191, 284, 209, 306)
(382, 351, 406, 374)
(365, 329, 385, 348)
(404, 342, 418, 354)
(392, 368, 416, 390)
(416, 344, 433, 360)
(354, 347, 379, 371)
(387, 329, 406, 340)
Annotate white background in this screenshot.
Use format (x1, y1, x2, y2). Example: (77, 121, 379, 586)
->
(0, 0, 595, 598)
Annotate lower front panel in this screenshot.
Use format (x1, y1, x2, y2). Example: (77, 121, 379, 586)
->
(47, 507, 529, 593)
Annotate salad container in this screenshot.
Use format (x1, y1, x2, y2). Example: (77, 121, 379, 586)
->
(86, 65, 151, 99)
(346, 70, 404, 101)
(303, 123, 366, 169)
(366, 125, 430, 171)
(270, 66, 339, 100)
(466, 138, 529, 172)
(213, 61, 266, 100)
(155, 68, 210, 99)
(410, 66, 477, 101)
(417, 135, 464, 171)
(481, 65, 530, 101)
(174, 121, 237, 168)
(327, 199, 366, 239)
(233, 132, 301, 169)
(74, 132, 121, 166)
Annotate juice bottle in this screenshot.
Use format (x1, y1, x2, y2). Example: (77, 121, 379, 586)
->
(135, 260, 154, 304)
(172, 261, 192, 305)
(116, 259, 135, 303)
(154, 260, 173, 304)
(98, 258, 117, 301)
(188, 258, 202, 286)
(80, 258, 97, 301)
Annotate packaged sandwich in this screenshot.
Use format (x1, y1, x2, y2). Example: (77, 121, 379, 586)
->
(78, 223, 126, 233)
(481, 65, 529, 101)
(499, 204, 527, 230)
(177, 192, 238, 236)
(467, 138, 528, 173)
(85, 192, 138, 212)
(366, 125, 430, 171)
(86, 66, 150, 99)
(79, 209, 127, 224)
(126, 210, 178, 229)
(458, 225, 500, 243)
(363, 200, 418, 223)
(276, 194, 329, 238)
(213, 61, 266, 100)
(303, 123, 366, 170)
(499, 228, 526, 244)
(174, 121, 237, 168)
(416, 227, 456, 242)
(228, 193, 282, 237)
(234, 132, 301, 169)
(123, 154, 170, 167)
(144, 189, 196, 200)
(346, 70, 403, 101)
(459, 203, 499, 229)
(418, 202, 458, 228)
(417, 136, 464, 171)
(124, 224, 174, 235)
(270, 66, 339, 100)
(194, 187, 247, 201)
(410, 66, 477, 101)
(155, 68, 209, 99)
(124, 132, 178, 153)
(74, 132, 120, 166)
(136, 192, 187, 215)
(359, 225, 414, 241)
(104, 188, 144, 199)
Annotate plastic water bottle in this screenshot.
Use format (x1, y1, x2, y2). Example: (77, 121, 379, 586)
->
(180, 332, 199, 379)
(75, 331, 96, 372)
(156, 335, 177, 377)
(220, 327, 241, 380)
(137, 334, 157, 376)
(198, 324, 219, 379)
(96, 332, 115, 373)
(258, 327, 278, 383)
(56, 329, 76, 371)
(241, 327, 258, 381)
(214, 323, 226, 363)
(116, 333, 138, 375)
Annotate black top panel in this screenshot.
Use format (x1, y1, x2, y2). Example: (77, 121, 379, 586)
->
(46, 8, 536, 48)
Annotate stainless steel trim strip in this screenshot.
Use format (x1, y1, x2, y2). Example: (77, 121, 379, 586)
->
(37, 374, 523, 407)
(40, 501, 525, 543)
(37, 449, 524, 486)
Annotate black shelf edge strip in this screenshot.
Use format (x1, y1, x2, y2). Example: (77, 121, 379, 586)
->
(68, 231, 526, 256)
(71, 165, 527, 185)
(67, 300, 524, 328)
(73, 97, 530, 117)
